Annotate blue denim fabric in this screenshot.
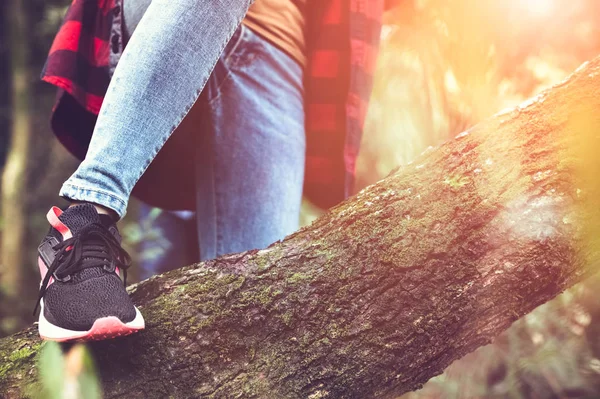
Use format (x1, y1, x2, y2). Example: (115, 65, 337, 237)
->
(60, 0, 255, 217)
(194, 25, 305, 260)
(61, 0, 305, 266)
(141, 25, 305, 269)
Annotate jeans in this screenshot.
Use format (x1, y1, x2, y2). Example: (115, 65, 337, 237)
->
(60, 0, 305, 262)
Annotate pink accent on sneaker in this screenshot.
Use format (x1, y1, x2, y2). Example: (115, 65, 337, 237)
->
(47, 207, 72, 239)
(38, 257, 55, 287)
(40, 314, 145, 342)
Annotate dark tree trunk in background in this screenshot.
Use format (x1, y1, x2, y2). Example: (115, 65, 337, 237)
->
(0, 1, 10, 168)
(0, 0, 33, 334)
(1, 55, 600, 398)
(0, 0, 11, 336)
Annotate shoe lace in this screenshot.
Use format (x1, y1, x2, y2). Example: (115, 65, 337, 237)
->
(34, 222, 132, 315)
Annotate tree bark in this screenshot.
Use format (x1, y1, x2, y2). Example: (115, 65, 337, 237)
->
(1, 0, 33, 333)
(2, 55, 600, 399)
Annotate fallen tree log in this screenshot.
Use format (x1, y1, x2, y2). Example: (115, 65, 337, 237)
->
(2, 56, 600, 399)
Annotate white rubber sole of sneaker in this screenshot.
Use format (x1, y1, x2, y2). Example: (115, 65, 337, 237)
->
(38, 299, 145, 342)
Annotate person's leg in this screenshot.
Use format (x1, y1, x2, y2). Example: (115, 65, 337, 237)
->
(36, 0, 255, 342)
(122, 0, 201, 279)
(195, 25, 305, 260)
(59, 0, 255, 218)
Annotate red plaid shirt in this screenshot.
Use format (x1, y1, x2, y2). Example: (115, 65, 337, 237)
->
(42, 0, 384, 210)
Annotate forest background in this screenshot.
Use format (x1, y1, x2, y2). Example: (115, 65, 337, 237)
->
(1, 0, 600, 397)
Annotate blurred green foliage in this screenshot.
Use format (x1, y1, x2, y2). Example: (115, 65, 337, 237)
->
(36, 342, 102, 399)
(121, 208, 171, 264)
(361, 1, 600, 397)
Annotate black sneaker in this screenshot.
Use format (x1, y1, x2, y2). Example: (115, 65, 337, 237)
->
(35, 204, 144, 341)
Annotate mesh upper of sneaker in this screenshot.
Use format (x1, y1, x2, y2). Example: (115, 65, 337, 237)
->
(41, 204, 136, 331)
(43, 272, 137, 331)
(58, 203, 113, 234)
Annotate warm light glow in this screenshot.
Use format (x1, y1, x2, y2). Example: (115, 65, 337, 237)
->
(524, 0, 555, 17)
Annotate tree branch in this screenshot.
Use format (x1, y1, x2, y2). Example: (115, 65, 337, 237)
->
(2, 56, 600, 399)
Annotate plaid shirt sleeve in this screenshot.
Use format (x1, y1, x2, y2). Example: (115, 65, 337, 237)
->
(41, 0, 383, 210)
(42, 0, 118, 115)
(303, 0, 383, 208)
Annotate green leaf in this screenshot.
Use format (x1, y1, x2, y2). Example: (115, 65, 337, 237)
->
(77, 345, 102, 399)
(37, 341, 65, 399)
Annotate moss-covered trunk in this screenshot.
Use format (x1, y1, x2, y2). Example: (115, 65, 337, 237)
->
(2, 55, 600, 399)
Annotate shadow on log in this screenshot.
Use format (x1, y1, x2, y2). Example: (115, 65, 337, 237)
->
(2, 55, 600, 399)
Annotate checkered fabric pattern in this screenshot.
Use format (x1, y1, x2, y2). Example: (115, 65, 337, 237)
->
(42, 0, 385, 209)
